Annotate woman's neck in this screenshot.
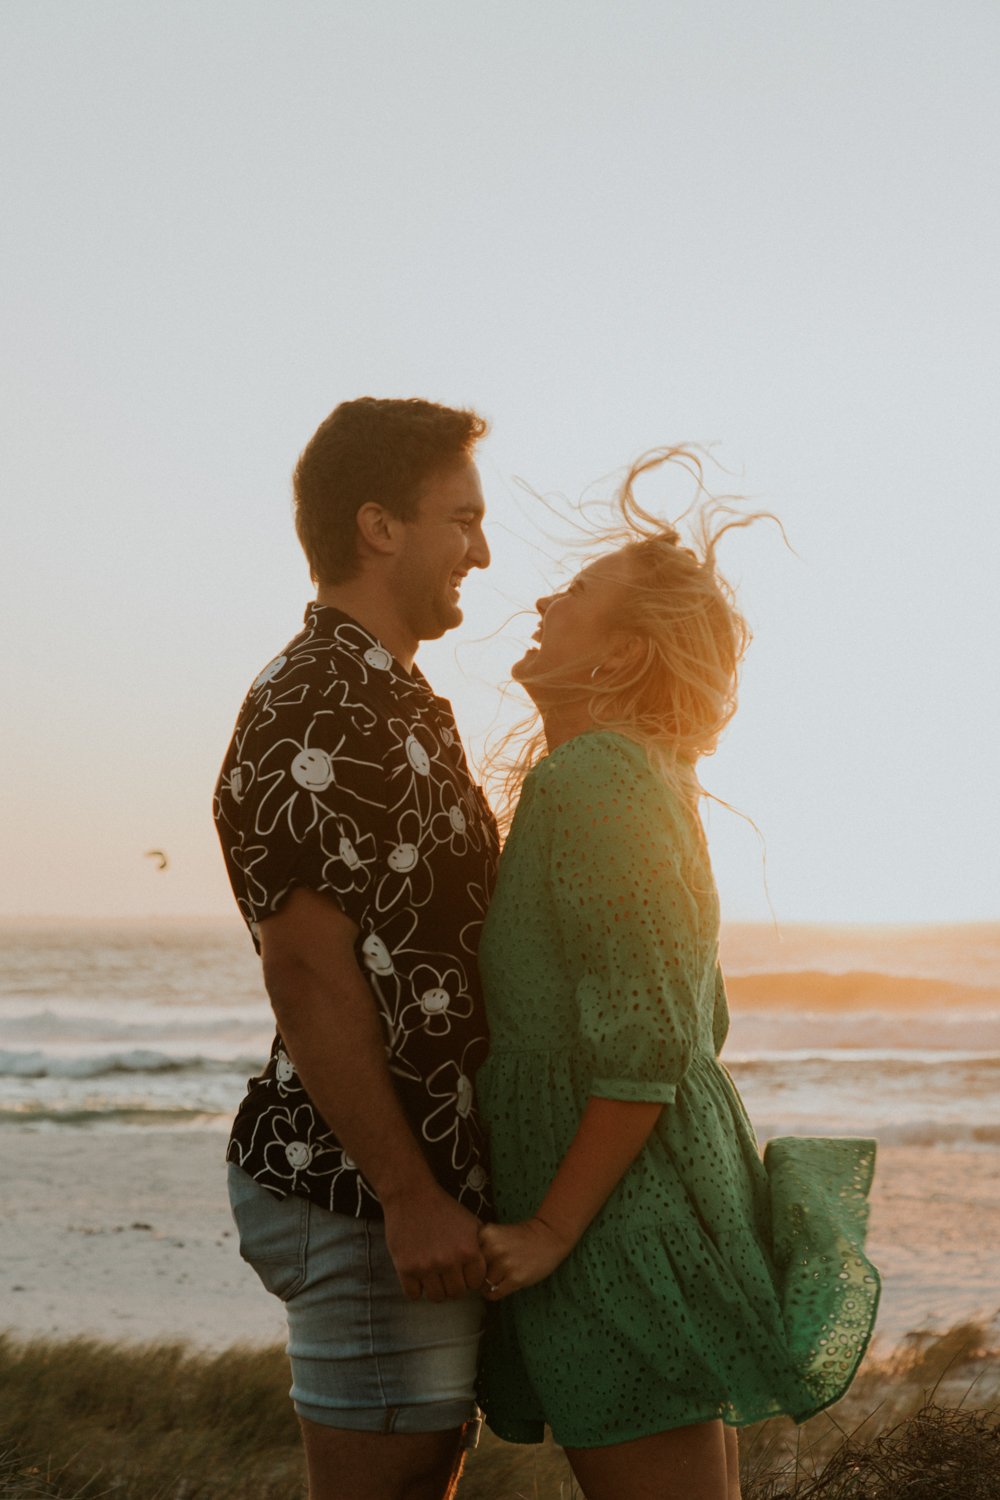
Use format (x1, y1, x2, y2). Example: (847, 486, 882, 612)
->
(540, 702, 596, 754)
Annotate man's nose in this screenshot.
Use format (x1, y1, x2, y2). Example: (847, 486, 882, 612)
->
(468, 524, 490, 569)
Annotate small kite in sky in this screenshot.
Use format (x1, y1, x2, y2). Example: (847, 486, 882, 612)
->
(144, 849, 169, 871)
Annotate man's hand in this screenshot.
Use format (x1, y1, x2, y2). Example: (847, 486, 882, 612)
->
(382, 1185, 487, 1302)
(478, 1217, 574, 1301)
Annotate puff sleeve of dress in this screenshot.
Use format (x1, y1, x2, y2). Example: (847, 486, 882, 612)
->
(545, 732, 712, 1104)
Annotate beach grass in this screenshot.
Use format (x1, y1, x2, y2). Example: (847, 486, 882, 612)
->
(0, 1323, 996, 1498)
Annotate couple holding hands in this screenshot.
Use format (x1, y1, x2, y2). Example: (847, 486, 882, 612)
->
(215, 397, 879, 1500)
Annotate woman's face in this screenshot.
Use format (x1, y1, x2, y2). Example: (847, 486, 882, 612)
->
(513, 548, 635, 694)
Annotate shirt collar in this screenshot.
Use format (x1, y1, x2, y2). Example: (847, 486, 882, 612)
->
(302, 602, 440, 706)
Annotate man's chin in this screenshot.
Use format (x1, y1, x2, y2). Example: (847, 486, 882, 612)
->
(421, 601, 463, 641)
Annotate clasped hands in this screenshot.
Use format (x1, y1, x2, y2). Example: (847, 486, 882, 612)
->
(384, 1189, 572, 1303)
(478, 1215, 574, 1302)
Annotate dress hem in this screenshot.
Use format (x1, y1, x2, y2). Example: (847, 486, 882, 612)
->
(483, 1270, 882, 1450)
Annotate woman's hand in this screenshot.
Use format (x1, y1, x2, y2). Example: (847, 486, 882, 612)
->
(478, 1216, 574, 1300)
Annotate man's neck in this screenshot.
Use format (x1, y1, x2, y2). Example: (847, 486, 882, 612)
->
(315, 581, 418, 674)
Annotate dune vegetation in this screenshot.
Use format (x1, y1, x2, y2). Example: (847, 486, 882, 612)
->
(0, 1322, 996, 1498)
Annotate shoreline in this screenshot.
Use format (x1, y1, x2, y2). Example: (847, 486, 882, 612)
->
(4, 1127, 998, 1352)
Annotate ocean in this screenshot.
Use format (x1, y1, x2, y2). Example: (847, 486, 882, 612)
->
(3, 917, 1000, 1344)
(3, 917, 999, 1151)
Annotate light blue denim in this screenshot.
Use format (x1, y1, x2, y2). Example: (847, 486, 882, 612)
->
(227, 1163, 483, 1433)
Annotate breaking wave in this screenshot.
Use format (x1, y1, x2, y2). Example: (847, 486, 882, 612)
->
(0, 1049, 261, 1080)
(725, 970, 1000, 1010)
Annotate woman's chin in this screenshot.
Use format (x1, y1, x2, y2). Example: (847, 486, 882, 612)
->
(511, 648, 539, 682)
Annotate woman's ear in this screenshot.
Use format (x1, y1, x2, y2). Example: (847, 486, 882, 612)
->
(603, 632, 645, 674)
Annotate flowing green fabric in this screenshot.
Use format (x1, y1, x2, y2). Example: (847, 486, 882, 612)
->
(475, 732, 879, 1447)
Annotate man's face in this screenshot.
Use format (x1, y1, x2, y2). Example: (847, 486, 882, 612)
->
(391, 459, 490, 641)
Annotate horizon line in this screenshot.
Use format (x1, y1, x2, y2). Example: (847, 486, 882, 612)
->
(1, 913, 998, 932)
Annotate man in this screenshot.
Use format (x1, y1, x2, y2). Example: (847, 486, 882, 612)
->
(214, 397, 499, 1500)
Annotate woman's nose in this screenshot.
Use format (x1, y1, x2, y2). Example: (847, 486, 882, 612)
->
(536, 594, 553, 615)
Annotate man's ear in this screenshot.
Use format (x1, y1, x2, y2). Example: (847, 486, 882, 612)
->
(355, 503, 406, 560)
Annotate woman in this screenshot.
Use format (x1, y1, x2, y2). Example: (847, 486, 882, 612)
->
(475, 451, 879, 1500)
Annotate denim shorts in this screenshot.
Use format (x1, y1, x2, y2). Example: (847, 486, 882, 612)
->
(227, 1163, 484, 1433)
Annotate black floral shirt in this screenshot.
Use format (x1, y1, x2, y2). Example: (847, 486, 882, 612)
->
(214, 604, 499, 1219)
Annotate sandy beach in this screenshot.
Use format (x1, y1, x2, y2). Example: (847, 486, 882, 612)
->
(4, 1127, 998, 1353)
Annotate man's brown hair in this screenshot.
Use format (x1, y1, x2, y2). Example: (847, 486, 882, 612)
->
(293, 397, 489, 584)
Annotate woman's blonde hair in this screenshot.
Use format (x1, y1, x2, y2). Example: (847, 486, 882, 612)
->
(487, 446, 775, 830)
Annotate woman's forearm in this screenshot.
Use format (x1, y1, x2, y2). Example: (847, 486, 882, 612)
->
(478, 1096, 665, 1296)
(534, 1096, 664, 1249)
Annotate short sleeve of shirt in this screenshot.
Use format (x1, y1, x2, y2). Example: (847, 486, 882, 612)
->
(216, 671, 389, 936)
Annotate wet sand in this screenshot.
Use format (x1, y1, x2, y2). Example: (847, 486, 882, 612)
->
(3, 1128, 998, 1350)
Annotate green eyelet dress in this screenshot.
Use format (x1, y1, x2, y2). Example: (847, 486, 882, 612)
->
(475, 732, 879, 1448)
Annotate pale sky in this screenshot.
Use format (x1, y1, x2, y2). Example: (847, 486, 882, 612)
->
(2, 0, 998, 923)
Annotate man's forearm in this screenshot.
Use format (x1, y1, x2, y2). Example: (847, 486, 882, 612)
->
(267, 956, 437, 1207)
(257, 888, 485, 1300)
